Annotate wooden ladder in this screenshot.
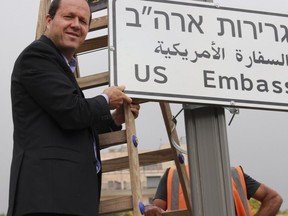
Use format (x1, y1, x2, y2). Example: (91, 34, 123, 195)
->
(36, 1, 192, 215)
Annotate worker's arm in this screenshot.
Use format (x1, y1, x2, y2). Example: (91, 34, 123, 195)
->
(144, 199, 166, 216)
(253, 184, 283, 216)
(153, 198, 167, 210)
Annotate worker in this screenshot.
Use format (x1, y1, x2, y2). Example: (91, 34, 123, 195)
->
(144, 165, 282, 216)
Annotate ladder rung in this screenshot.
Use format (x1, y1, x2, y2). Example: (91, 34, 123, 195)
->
(76, 35, 108, 54)
(139, 148, 174, 166)
(89, 0, 108, 12)
(99, 195, 133, 215)
(77, 72, 109, 90)
(90, 15, 108, 32)
(102, 148, 173, 172)
(99, 130, 127, 149)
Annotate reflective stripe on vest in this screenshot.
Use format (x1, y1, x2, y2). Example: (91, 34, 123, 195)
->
(231, 166, 254, 216)
(167, 167, 179, 210)
(167, 166, 189, 211)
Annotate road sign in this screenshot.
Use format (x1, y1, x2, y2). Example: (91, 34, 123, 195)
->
(109, 0, 288, 111)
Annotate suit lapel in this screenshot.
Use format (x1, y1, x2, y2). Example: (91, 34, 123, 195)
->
(39, 35, 85, 98)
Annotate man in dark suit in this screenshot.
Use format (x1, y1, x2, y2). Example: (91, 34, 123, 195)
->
(8, 0, 140, 215)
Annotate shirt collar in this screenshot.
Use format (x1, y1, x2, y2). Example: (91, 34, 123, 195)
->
(62, 55, 76, 73)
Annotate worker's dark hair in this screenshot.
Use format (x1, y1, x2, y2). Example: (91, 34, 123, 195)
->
(48, 0, 92, 24)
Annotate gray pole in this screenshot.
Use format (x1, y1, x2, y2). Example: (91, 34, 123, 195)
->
(183, 0, 235, 214)
(184, 105, 235, 216)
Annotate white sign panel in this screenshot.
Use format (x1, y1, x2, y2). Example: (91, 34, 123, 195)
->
(109, 0, 288, 111)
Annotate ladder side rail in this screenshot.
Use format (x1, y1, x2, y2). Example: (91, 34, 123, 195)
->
(124, 102, 142, 216)
(160, 102, 192, 214)
(36, 0, 51, 40)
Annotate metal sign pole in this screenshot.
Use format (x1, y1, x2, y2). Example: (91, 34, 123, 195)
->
(184, 105, 235, 216)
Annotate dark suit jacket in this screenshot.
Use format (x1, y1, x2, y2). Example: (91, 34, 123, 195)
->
(8, 35, 119, 216)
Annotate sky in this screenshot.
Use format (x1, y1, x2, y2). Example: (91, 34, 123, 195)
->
(1, 0, 288, 214)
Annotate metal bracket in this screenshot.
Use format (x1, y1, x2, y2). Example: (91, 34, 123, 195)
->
(227, 101, 240, 126)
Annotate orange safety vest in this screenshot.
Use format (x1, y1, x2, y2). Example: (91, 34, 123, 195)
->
(167, 166, 189, 211)
(166, 165, 254, 216)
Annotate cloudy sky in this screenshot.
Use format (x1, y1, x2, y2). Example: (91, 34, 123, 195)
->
(1, 0, 288, 214)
